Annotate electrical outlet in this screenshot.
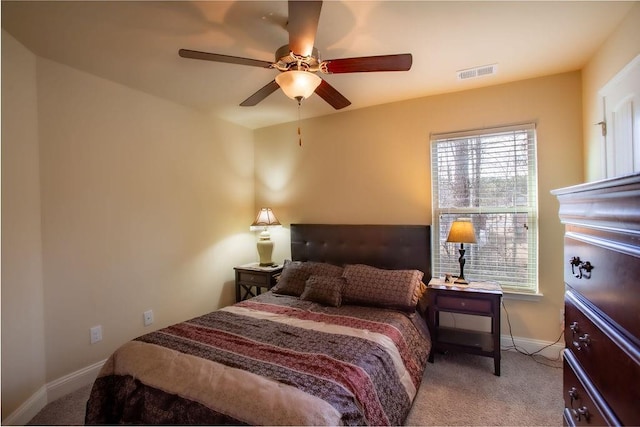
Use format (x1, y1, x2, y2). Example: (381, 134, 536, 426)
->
(90, 325, 102, 344)
(143, 310, 154, 326)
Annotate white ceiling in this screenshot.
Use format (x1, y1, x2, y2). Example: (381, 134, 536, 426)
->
(2, 1, 635, 129)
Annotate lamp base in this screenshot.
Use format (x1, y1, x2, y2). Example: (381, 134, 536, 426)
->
(256, 236, 274, 267)
(453, 277, 469, 285)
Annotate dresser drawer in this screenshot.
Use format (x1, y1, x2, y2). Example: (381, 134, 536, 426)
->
(435, 295, 492, 315)
(563, 349, 619, 426)
(565, 290, 640, 425)
(564, 233, 640, 340)
(238, 271, 269, 286)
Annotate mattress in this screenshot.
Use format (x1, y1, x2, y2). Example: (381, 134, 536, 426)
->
(85, 292, 431, 425)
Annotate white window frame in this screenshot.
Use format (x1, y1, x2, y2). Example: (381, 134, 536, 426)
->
(430, 123, 539, 294)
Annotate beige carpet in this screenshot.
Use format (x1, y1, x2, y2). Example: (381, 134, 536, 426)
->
(406, 350, 562, 426)
(28, 350, 562, 426)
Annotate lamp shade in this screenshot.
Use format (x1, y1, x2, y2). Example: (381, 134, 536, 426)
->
(275, 70, 321, 100)
(251, 207, 281, 229)
(446, 218, 477, 244)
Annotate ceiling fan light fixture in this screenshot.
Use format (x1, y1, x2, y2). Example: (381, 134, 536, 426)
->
(179, 1, 411, 110)
(275, 70, 321, 101)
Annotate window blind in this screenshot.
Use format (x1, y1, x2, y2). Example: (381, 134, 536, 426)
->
(431, 123, 539, 293)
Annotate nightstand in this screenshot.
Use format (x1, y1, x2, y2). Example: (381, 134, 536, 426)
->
(426, 278, 503, 375)
(234, 263, 283, 302)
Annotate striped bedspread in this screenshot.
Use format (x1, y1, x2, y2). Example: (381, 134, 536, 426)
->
(85, 292, 431, 425)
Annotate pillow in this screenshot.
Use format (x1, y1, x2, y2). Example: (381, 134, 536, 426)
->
(271, 260, 344, 297)
(342, 264, 424, 311)
(300, 275, 346, 307)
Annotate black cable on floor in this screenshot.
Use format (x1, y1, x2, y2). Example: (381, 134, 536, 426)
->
(501, 300, 564, 369)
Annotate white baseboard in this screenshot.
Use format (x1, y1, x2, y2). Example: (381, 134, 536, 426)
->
(2, 385, 48, 426)
(501, 334, 564, 360)
(3, 359, 106, 426)
(46, 359, 106, 402)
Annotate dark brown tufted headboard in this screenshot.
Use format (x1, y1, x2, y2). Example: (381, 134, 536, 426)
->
(290, 224, 431, 278)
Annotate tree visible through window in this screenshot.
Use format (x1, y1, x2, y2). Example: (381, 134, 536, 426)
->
(431, 124, 538, 293)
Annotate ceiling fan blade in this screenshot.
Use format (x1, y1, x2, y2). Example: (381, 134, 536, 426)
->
(315, 79, 351, 110)
(324, 54, 412, 74)
(240, 80, 280, 107)
(179, 49, 273, 68)
(288, 1, 322, 57)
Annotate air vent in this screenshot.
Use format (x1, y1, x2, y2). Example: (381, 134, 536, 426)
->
(457, 64, 497, 81)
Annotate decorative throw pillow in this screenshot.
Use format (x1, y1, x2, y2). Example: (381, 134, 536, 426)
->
(271, 260, 344, 297)
(300, 275, 346, 307)
(271, 260, 307, 296)
(342, 264, 424, 311)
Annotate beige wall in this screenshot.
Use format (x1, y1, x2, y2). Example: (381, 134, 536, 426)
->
(255, 71, 584, 344)
(1, 31, 48, 421)
(36, 58, 256, 381)
(582, 2, 640, 182)
(1, 32, 257, 419)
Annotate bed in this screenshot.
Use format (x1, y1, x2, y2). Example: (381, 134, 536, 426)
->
(85, 224, 432, 425)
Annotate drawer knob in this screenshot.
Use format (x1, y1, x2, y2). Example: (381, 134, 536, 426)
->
(572, 406, 590, 422)
(572, 333, 591, 351)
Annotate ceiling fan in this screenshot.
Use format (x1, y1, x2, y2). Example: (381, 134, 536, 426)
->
(178, 0, 412, 110)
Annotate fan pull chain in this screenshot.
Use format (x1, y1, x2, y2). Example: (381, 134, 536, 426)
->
(297, 99, 302, 147)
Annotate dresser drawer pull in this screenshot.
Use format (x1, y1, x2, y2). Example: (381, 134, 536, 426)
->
(569, 257, 593, 279)
(572, 333, 591, 351)
(569, 321, 579, 335)
(572, 406, 590, 422)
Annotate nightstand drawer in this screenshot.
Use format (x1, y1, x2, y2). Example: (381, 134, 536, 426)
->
(238, 272, 268, 285)
(436, 295, 492, 315)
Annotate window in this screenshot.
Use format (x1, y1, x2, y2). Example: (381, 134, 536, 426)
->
(431, 123, 538, 294)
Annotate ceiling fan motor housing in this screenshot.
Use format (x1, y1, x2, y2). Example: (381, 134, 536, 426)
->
(275, 45, 321, 72)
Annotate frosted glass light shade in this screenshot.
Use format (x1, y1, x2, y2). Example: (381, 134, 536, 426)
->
(275, 70, 321, 100)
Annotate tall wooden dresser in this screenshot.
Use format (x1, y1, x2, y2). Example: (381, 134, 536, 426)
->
(553, 174, 640, 426)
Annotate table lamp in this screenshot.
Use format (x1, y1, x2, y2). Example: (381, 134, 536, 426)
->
(446, 218, 477, 284)
(250, 208, 281, 266)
